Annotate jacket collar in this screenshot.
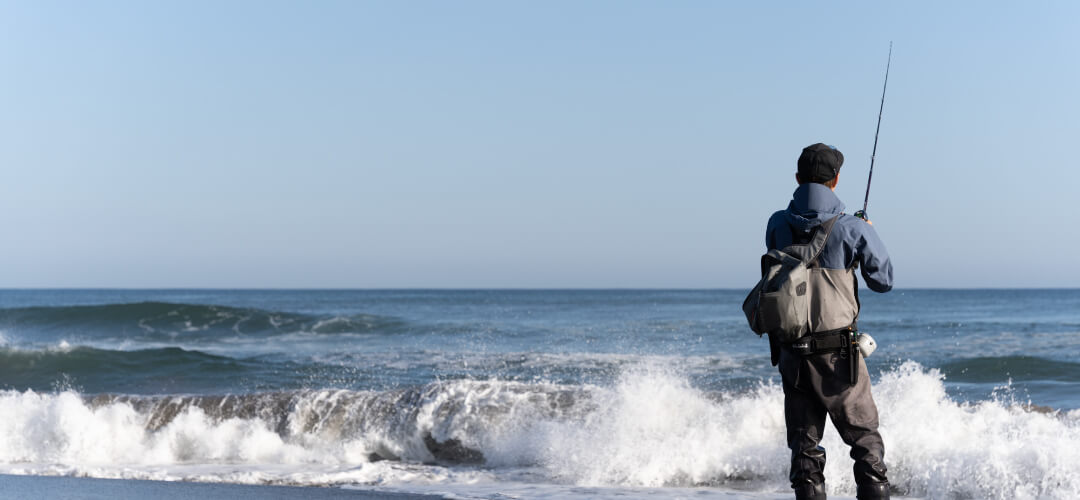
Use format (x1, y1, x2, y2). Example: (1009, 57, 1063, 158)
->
(783, 183, 846, 233)
(789, 182, 846, 216)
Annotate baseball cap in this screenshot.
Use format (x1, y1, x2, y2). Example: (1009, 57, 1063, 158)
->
(797, 143, 844, 183)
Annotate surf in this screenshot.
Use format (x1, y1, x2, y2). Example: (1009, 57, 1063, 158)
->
(0, 363, 1077, 499)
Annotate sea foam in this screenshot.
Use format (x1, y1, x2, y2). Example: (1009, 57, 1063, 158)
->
(0, 362, 1077, 499)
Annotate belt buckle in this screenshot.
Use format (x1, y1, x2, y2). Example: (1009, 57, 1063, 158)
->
(791, 339, 814, 356)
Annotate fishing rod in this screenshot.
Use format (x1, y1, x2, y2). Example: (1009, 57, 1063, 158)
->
(854, 42, 892, 222)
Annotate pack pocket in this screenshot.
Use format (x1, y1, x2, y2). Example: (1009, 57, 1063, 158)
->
(757, 287, 809, 343)
(742, 281, 765, 334)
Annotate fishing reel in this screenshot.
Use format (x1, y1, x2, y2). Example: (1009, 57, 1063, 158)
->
(853, 210, 868, 221)
(855, 331, 877, 358)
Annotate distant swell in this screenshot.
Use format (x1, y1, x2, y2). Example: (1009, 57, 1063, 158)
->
(0, 364, 1078, 498)
(0, 302, 410, 340)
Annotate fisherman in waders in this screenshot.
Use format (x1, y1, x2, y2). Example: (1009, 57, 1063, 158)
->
(765, 143, 893, 500)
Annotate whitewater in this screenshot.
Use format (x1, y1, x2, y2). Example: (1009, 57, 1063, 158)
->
(1, 289, 1078, 499)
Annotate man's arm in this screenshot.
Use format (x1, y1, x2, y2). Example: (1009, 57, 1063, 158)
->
(765, 211, 786, 250)
(857, 223, 894, 292)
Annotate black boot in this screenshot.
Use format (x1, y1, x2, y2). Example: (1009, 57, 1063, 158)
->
(856, 482, 890, 500)
(793, 481, 826, 500)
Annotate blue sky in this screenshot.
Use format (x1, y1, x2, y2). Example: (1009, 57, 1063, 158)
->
(1, 1, 1077, 288)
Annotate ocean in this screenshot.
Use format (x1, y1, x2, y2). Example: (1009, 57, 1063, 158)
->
(0, 289, 1077, 499)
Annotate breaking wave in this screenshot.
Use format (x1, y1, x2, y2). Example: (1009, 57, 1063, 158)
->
(0, 362, 1077, 499)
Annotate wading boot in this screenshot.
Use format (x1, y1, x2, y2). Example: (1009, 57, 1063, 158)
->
(856, 482, 890, 500)
(793, 481, 826, 500)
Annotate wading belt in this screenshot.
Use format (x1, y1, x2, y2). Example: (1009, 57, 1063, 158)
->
(787, 327, 859, 385)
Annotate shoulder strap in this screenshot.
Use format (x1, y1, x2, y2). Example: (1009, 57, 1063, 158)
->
(805, 215, 840, 267)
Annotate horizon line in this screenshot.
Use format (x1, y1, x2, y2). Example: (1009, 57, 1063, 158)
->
(2, 287, 1078, 291)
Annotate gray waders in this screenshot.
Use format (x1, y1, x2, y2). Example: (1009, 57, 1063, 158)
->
(747, 208, 892, 499)
(778, 332, 890, 500)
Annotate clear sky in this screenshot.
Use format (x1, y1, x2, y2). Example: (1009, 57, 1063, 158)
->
(1, 1, 1077, 288)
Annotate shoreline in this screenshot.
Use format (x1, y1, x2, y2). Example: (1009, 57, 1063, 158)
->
(0, 474, 445, 500)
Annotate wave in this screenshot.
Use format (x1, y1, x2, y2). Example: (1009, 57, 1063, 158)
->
(938, 355, 1080, 383)
(0, 344, 752, 396)
(869, 318, 1080, 336)
(0, 302, 410, 340)
(0, 346, 322, 395)
(0, 363, 1078, 498)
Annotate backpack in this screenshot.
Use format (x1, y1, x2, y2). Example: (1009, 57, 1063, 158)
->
(742, 215, 840, 343)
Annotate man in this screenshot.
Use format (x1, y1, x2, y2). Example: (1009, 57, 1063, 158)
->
(765, 143, 894, 500)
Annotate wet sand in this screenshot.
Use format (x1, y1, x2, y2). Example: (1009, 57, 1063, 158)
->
(0, 474, 445, 500)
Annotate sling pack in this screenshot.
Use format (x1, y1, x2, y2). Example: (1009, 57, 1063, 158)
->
(742, 215, 840, 343)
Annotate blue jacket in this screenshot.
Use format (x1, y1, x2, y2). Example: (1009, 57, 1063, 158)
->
(766, 183, 894, 293)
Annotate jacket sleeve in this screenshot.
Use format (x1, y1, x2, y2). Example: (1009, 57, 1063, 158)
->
(765, 211, 786, 251)
(856, 223, 894, 293)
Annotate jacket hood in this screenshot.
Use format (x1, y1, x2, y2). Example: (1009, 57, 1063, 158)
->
(785, 183, 846, 234)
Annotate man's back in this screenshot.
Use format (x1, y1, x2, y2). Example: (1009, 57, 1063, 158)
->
(766, 182, 893, 294)
(764, 143, 894, 500)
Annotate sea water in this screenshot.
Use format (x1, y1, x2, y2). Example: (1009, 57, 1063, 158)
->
(0, 289, 1077, 499)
